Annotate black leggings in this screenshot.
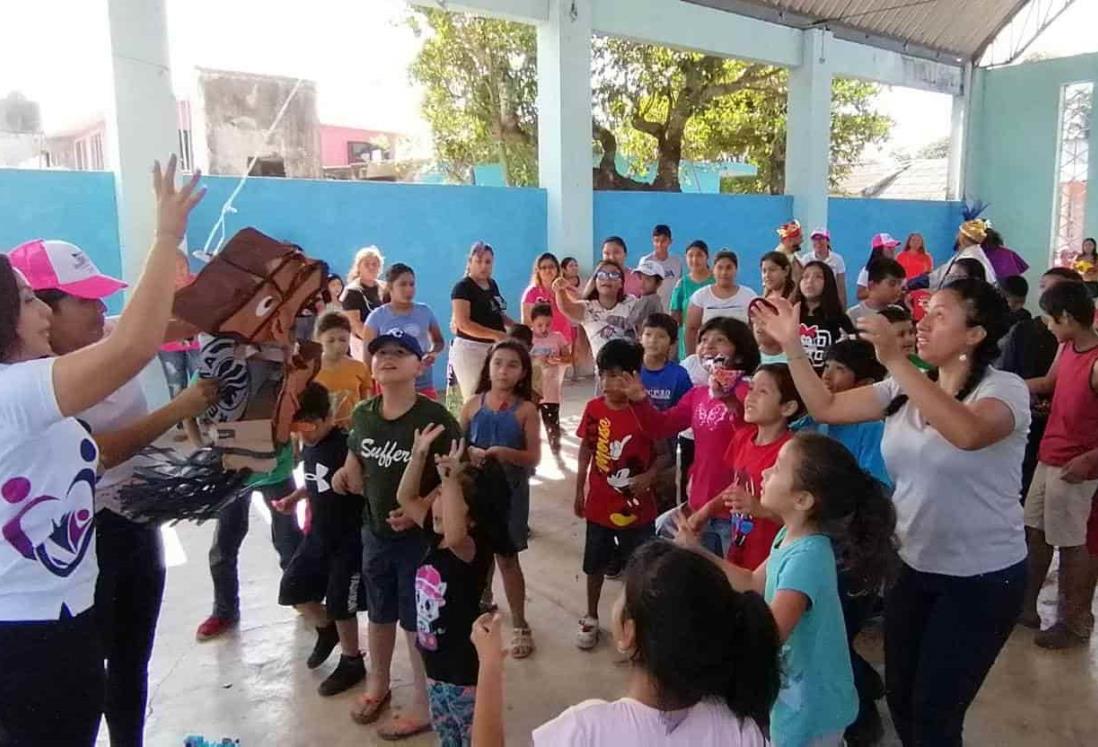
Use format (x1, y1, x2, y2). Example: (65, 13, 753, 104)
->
(885, 560, 1025, 746)
(538, 403, 560, 442)
(0, 607, 104, 746)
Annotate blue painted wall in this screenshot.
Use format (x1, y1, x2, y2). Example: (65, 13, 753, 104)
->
(829, 197, 963, 300)
(0, 169, 124, 313)
(0, 168, 965, 380)
(967, 53, 1098, 272)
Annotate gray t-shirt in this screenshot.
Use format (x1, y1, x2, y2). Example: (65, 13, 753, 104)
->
(874, 369, 1030, 576)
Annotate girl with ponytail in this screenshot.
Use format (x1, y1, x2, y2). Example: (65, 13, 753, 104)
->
(752, 279, 1031, 746)
(698, 432, 895, 746)
(471, 540, 780, 745)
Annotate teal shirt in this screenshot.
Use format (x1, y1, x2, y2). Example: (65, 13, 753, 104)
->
(765, 529, 857, 745)
(669, 273, 715, 359)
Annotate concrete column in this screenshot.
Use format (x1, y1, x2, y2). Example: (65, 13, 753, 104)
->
(536, 0, 593, 268)
(104, 0, 180, 286)
(785, 28, 832, 231)
(947, 62, 973, 201)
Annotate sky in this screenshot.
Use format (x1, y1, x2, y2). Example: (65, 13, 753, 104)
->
(1, 0, 1096, 159)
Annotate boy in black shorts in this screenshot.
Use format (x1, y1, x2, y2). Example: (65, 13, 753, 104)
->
(274, 382, 366, 696)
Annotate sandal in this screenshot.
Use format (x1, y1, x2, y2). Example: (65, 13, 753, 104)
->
(377, 714, 433, 741)
(350, 690, 392, 725)
(511, 626, 535, 659)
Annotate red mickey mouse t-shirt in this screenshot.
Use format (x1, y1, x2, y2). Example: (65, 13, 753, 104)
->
(723, 424, 791, 570)
(577, 398, 657, 530)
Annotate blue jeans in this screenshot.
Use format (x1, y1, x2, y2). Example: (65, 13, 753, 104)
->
(157, 348, 200, 399)
(208, 481, 302, 619)
(885, 560, 1026, 746)
(655, 508, 732, 557)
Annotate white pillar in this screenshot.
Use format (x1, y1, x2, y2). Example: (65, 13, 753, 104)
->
(947, 62, 972, 201)
(537, 0, 593, 269)
(785, 28, 832, 231)
(104, 0, 180, 286)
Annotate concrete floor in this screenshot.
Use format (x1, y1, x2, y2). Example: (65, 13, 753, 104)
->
(109, 380, 1098, 746)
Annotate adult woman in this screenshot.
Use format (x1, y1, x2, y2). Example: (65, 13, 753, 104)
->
(760, 251, 795, 300)
(471, 541, 780, 746)
(364, 263, 446, 398)
(1075, 237, 1098, 297)
(554, 259, 637, 367)
(341, 246, 386, 360)
(755, 279, 1028, 746)
(922, 220, 997, 290)
(521, 252, 573, 343)
(450, 241, 512, 400)
(26, 259, 217, 747)
(669, 240, 715, 359)
(684, 250, 757, 355)
(896, 233, 933, 281)
(855, 233, 901, 300)
(0, 156, 203, 746)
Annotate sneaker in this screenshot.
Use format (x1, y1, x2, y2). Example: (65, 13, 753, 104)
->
(1035, 621, 1089, 649)
(307, 623, 340, 669)
(195, 615, 238, 642)
(576, 616, 599, 650)
(318, 653, 366, 696)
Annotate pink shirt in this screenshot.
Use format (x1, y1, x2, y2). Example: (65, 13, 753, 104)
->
(531, 330, 568, 404)
(523, 284, 574, 342)
(633, 381, 749, 513)
(533, 698, 768, 746)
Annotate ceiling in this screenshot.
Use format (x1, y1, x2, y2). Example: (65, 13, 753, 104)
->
(685, 0, 1035, 63)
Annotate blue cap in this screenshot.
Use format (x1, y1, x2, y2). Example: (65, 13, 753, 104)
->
(367, 328, 424, 359)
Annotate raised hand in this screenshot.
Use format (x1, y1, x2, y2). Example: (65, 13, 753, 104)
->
(752, 296, 801, 348)
(618, 371, 648, 403)
(412, 424, 447, 460)
(855, 312, 906, 367)
(435, 437, 466, 482)
(152, 155, 205, 242)
(470, 611, 508, 665)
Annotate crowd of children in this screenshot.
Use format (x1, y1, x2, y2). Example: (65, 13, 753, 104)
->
(8, 166, 1098, 747)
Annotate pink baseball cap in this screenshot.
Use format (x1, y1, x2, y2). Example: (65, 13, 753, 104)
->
(871, 233, 900, 250)
(810, 228, 830, 240)
(7, 239, 127, 299)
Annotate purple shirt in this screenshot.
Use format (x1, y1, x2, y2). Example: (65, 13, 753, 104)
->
(984, 245, 1029, 280)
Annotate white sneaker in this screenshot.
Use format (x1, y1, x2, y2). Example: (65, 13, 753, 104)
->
(576, 616, 599, 650)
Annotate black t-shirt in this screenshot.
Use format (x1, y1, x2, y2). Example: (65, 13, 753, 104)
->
(800, 308, 855, 372)
(303, 427, 362, 538)
(341, 283, 383, 324)
(414, 513, 493, 685)
(451, 277, 506, 342)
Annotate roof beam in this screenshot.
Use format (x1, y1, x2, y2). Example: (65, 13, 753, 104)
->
(830, 38, 963, 95)
(406, 0, 549, 23)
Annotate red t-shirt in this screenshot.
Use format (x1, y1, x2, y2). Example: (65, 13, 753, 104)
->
(577, 398, 657, 529)
(1039, 342, 1098, 466)
(896, 250, 933, 280)
(723, 425, 791, 570)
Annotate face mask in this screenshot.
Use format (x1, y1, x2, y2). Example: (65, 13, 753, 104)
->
(703, 355, 746, 398)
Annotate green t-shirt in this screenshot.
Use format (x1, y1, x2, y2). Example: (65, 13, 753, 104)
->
(669, 273, 715, 359)
(347, 395, 462, 537)
(245, 443, 294, 487)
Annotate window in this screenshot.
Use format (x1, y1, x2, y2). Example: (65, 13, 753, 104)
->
(73, 139, 87, 170)
(89, 132, 104, 170)
(178, 128, 193, 172)
(1051, 82, 1092, 267)
(248, 156, 286, 177)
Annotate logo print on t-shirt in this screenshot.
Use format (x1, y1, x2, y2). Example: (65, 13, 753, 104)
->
(1, 438, 97, 578)
(799, 323, 832, 367)
(358, 438, 412, 468)
(415, 564, 447, 651)
(593, 420, 643, 527)
(305, 463, 331, 493)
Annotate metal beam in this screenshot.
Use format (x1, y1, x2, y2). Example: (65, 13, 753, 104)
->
(406, 0, 548, 23)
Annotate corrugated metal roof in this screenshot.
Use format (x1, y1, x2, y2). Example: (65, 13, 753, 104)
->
(835, 158, 948, 200)
(689, 0, 1028, 61)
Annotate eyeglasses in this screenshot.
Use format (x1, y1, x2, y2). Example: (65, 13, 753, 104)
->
(595, 270, 622, 281)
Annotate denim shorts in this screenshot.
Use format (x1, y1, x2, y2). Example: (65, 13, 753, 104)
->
(361, 526, 426, 631)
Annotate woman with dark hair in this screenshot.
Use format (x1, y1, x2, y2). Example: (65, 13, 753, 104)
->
(0, 156, 204, 746)
(947, 257, 988, 283)
(365, 263, 445, 398)
(521, 252, 573, 344)
(755, 279, 1029, 746)
(760, 251, 795, 300)
(471, 540, 780, 745)
(449, 242, 514, 400)
(554, 259, 637, 367)
(1074, 237, 1098, 285)
(793, 261, 855, 374)
(684, 250, 758, 356)
(896, 233, 933, 282)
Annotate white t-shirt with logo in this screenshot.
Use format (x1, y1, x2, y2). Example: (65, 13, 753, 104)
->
(639, 252, 684, 309)
(533, 697, 768, 747)
(582, 297, 638, 361)
(688, 284, 758, 324)
(80, 376, 154, 520)
(0, 358, 99, 621)
(798, 249, 847, 278)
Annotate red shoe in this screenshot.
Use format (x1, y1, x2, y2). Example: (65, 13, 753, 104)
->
(196, 615, 238, 642)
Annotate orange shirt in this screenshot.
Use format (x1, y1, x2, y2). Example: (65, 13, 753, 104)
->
(314, 357, 373, 427)
(896, 250, 933, 280)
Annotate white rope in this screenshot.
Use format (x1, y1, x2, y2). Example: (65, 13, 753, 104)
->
(194, 77, 306, 262)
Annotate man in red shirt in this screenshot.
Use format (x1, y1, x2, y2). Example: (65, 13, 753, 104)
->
(1023, 282, 1098, 648)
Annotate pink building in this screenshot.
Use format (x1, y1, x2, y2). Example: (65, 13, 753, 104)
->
(319, 125, 401, 167)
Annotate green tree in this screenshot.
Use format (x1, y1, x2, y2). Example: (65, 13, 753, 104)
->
(407, 11, 891, 193)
